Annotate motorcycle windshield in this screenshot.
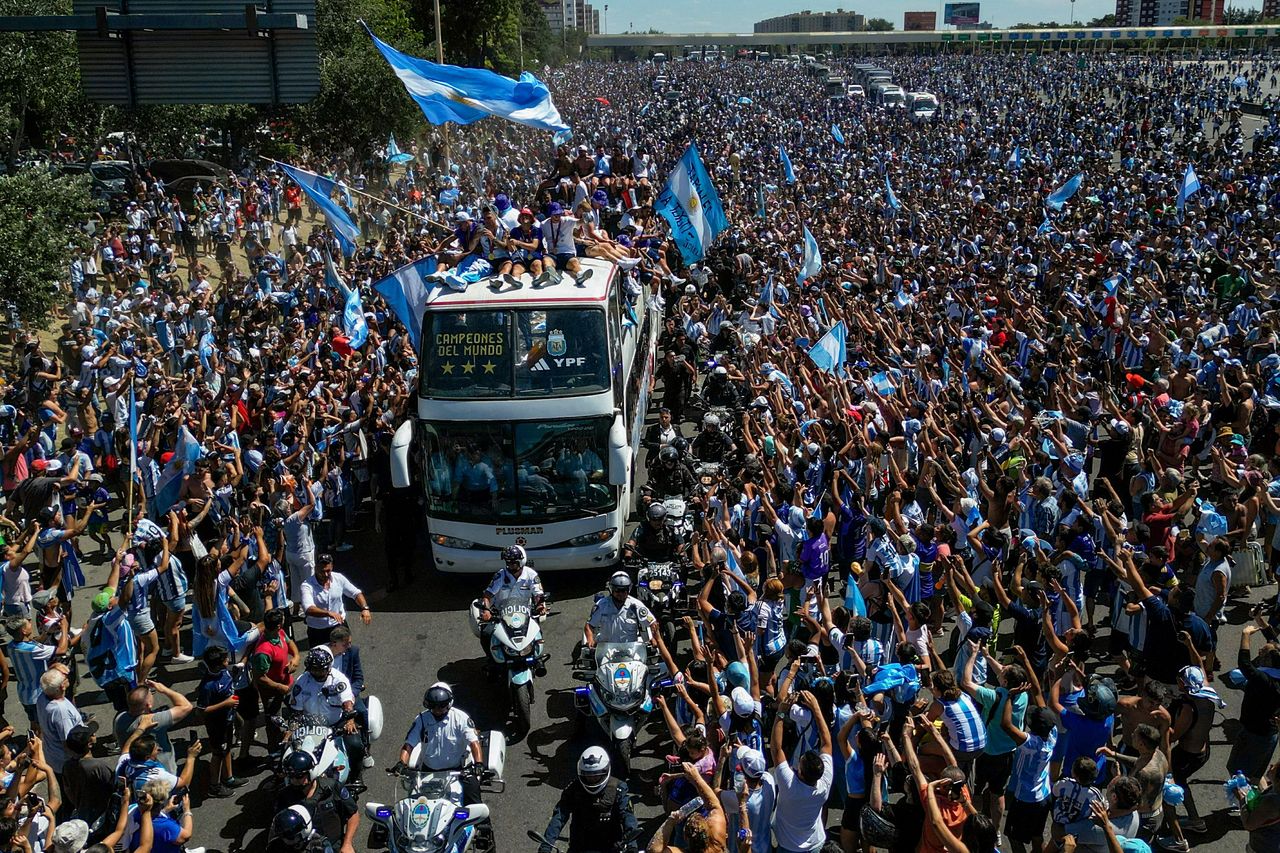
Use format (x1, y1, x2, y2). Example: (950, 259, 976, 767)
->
(595, 642, 647, 667)
(493, 586, 534, 629)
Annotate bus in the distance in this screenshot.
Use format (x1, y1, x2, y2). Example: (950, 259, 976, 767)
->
(390, 258, 656, 572)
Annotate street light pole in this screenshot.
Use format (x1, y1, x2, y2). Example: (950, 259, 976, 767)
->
(604, 4, 608, 34)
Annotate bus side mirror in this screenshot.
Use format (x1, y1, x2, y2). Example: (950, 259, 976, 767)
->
(391, 420, 414, 489)
(608, 414, 629, 487)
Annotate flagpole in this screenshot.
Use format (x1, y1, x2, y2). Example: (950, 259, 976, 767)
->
(434, 0, 452, 170)
(257, 156, 453, 235)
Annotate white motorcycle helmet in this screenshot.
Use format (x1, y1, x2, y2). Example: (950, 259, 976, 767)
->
(577, 746, 611, 794)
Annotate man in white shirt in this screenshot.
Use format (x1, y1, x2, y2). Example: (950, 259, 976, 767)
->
(769, 690, 832, 853)
(300, 554, 371, 649)
(537, 202, 593, 288)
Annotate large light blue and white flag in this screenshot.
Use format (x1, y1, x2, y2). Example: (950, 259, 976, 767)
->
(885, 174, 901, 210)
(808, 321, 847, 376)
(831, 124, 845, 146)
(373, 256, 439, 350)
(1046, 172, 1083, 211)
(367, 27, 570, 135)
(386, 133, 414, 164)
(154, 425, 202, 514)
(278, 162, 360, 256)
(653, 142, 728, 264)
(197, 330, 215, 372)
(779, 146, 796, 184)
(759, 274, 775, 307)
(1007, 146, 1022, 171)
(1037, 212, 1054, 236)
(1177, 164, 1201, 214)
(797, 225, 822, 284)
(325, 252, 369, 349)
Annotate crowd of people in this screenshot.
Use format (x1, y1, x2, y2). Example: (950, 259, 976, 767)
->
(2, 45, 1280, 853)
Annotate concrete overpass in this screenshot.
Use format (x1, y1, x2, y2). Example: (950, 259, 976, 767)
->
(587, 24, 1280, 53)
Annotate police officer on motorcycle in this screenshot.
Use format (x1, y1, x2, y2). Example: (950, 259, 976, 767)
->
(702, 366, 741, 409)
(538, 747, 638, 853)
(691, 413, 735, 464)
(397, 683, 488, 809)
(274, 752, 361, 853)
(481, 546, 545, 620)
(624, 504, 682, 562)
(286, 647, 365, 782)
(585, 572, 679, 679)
(646, 446, 696, 497)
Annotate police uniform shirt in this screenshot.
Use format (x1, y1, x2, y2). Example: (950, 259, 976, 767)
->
(485, 566, 542, 598)
(588, 595, 656, 644)
(405, 707, 480, 771)
(288, 670, 355, 725)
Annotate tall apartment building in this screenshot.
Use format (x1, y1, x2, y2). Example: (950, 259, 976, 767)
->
(754, 9, 867, 33)
(540, 0, 601, 35)
(1115, 0, 1223, 26)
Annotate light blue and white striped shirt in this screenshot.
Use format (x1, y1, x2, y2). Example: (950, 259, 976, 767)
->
(154, 553, 189, 602)
(1008, 728, 1057, 803)
(938, 694, 987, 754)
(8, 640, 55, 706)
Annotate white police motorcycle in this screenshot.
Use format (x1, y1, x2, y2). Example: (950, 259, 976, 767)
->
(467, 585, 550, 734)
(573, 640, 670, 774)
(366, 738, 506, 853)
(278, 701, 385, 789)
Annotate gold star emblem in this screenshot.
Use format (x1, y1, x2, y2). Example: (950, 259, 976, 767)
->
(441, 362, 454, 375)
(482, 361, 497, 374)
(462, 361, 475, 374)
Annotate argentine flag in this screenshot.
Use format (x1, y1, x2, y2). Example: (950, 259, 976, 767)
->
(1177, 164, 1201, 214)
(373, 256, 440, 350)
(154, 426, 202, 514)
(325, 253, 369, 349)
(386, 133, 414, 164)
(367, 27, 570, 135)
(797, 225, 822, 284)
(278, 162, 361, 256)
(1046, 172, 1083, 211)
(885, 174, 901, 210)
(1007, 146, 1022, 171)
(831, 124, 845, 146)
(779, 146, 796, 184)
(808, 321, 847, 376)
(653, 142, 728, 264)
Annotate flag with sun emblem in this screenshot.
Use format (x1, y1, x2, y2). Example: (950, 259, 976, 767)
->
(365, 25, 570, 135)
(654, 142, 728, 263)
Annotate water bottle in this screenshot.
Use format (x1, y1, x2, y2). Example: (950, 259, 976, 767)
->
(1224, 769, 1251, 808)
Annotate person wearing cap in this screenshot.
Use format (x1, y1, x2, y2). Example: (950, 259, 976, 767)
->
(81, 549, 139, 712)
(537, 201, 594, 288)
(718, 746, 774, 853)
(300, 553, 370, 650)
(51, 817, 90, 853)
(61, 722, 116, 830)
(6, 603, 69, 724)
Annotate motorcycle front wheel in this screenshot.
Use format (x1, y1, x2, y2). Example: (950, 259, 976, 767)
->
(611, 735, 632, 776)
(512, 680, 533, 734)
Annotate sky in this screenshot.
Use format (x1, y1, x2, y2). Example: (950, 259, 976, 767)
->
(598, 0, 1123, 33)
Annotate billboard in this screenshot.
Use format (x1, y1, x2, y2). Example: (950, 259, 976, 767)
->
(904, 11, 937, 30)
(943, 2, 981, 25)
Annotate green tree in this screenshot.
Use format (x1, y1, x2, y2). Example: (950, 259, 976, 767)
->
(0, 0, 83, 168)
(864, 17, 895, 31)
(0, 171, 93, 323)
(1086, 13, 1117, 26)
(293, 0, 428, 157)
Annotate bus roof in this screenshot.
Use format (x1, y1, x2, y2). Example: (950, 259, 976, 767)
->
(423, 257, 618, 310)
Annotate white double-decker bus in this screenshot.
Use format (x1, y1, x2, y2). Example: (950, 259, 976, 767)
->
(390, 258, 656, 572)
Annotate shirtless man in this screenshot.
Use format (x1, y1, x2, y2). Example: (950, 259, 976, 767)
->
(1099, 724, 1168, 842)
(1115, 680, 1172, 758)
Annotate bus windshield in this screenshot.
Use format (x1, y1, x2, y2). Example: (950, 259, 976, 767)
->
(421, 308, 610, 398)
(422, 417, 614, 523)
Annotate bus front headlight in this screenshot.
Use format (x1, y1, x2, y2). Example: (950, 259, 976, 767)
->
(433, 535, 476, 549)
(567, 528, 617, 547)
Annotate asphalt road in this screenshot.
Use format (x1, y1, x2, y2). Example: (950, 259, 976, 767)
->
(24, 483, 1275, 853)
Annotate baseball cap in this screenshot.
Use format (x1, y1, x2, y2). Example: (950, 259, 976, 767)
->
(737, 748, 767, 780)
(91, 588, 114, 613)
(493, 193, 511, 212)
(546, 201, 564, 216)
(730, 687, 755, 717)
(64, 722, 99, 756)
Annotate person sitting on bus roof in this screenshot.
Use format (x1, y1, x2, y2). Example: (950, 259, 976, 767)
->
(502, 208, 545, 289)
(537, 202, 594, 289)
